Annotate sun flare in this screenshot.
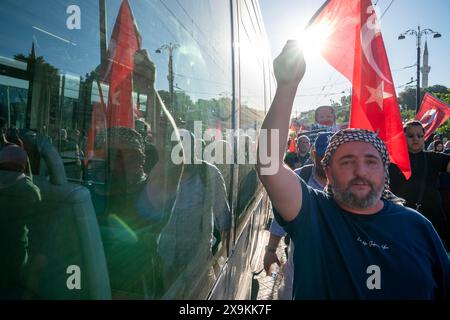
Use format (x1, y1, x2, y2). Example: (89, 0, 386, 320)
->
(295, 19, 332, 58)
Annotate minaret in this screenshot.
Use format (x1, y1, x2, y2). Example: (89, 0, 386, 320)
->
(421, 41, 430, 88)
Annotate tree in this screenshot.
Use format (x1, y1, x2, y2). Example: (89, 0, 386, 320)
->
(433, 89, 450, 137)
(397, 85, 448, 111)
(400, 109, 416, 123)
(424, 85, 448, 95)
(397, 87, 425, 110)
(399, 87, 450, 135)
(336, 94, 351, 124)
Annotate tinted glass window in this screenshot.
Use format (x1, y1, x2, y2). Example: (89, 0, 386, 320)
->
(0, 0, 232, 299)
(236, 0, 265, 221)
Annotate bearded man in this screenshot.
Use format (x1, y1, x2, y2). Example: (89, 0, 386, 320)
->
(257, 40, 450, 299)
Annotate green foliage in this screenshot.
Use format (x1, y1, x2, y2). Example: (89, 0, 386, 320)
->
(400, 109, 416, 123)
(434, 89, 450, 136)
(397, 87, 425, 110)
(299, 109, 316, 124)
(433, 89, 450, 104)
(436, 119, 450, 136)
(397, 86, 449, 134)
(424, 85, 448, 94)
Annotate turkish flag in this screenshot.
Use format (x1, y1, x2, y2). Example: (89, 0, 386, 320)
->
(415, 93, 450, 140)
(215, 120, 223, 141)
(308, 0, 411, 179)
(288, 138, 296, 153)
(85, 0, 141, 163)
(103, 0, 141, 128)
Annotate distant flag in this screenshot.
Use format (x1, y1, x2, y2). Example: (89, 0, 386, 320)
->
(215, 120, 223, 141)
(288, 137, 296, 153)
(307, 0, 411, 179)
(415, 93, 450, 140)
(85, 0, 142, 163)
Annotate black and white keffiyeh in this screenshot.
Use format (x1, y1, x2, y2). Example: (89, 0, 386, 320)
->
(321, 128, 402, 203)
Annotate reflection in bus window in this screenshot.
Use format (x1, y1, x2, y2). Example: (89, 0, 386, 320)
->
(138, 130, 232, 298)
(0, 0, 272, 299)
(237, 0, 266, 220)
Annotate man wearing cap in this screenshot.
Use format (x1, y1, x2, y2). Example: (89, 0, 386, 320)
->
(257, 40, 450, 299)
(263, 131, 332, 299)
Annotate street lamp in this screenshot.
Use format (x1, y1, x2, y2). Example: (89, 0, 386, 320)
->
(398, 26, 442, 114)
(155, 42, 180, 111)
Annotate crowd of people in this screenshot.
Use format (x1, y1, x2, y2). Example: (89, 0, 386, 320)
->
(259, 40, 450, 300)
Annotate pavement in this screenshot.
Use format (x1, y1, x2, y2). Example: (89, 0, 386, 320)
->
(254, 229, 288, 300)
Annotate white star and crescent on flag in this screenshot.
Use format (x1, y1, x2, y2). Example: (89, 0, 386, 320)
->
(365, 81, 393, 110)
(111, 90, 120, 107)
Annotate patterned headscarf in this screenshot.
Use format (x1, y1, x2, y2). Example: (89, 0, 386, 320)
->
(321, 128, 402, 203)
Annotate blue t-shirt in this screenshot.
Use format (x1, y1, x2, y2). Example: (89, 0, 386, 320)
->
(274, 178, 450, 300)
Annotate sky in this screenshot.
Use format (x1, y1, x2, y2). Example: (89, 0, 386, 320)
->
(259, 0, 450, 117)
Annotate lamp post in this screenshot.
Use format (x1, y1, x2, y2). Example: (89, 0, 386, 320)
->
(398, 26, 441, 114)
(155, 42, 179, 111)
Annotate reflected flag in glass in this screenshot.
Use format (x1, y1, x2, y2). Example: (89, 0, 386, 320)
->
(86, 0, 142, 162)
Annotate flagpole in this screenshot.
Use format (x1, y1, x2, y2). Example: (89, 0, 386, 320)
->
(416, 26, 421, 114)
(305, 0, 331, 29)
(398, 26, 442, 114)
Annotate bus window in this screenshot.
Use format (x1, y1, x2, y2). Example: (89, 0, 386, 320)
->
(134, 0, 234, 299)
(236, 0, 266, 222)
(0, 0, 235, 299)
(0, 75, 29, 130)
(0, 0, 281, 300)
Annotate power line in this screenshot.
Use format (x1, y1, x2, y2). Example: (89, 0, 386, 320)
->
(300, 81, 349, 91)
(381, 0, 395, 19)
(158, 0, 226, 74)
(396, 78, 416, 89)
(296, 89, 350, 97)
(173, 72, 230, 87)
(174, 0, 226, 66)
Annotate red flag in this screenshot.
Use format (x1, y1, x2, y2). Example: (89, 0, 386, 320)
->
(215, 120, 223, 141)
(308, 0, 411, 179)
(288, 138, 296, 153)
(104, 0, 141, 127)
(415, 93, 450, 140)
(290, 125, 296, 133)
(85, 0, 141, 162)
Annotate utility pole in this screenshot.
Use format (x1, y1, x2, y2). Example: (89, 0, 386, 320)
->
(156, 43, 180, 112)
(398, 26, 441, 114)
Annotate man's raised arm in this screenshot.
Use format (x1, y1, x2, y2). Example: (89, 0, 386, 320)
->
(257, 40, 306, 222)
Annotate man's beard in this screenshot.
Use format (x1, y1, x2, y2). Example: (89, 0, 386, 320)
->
(332, 177, 383, 209)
